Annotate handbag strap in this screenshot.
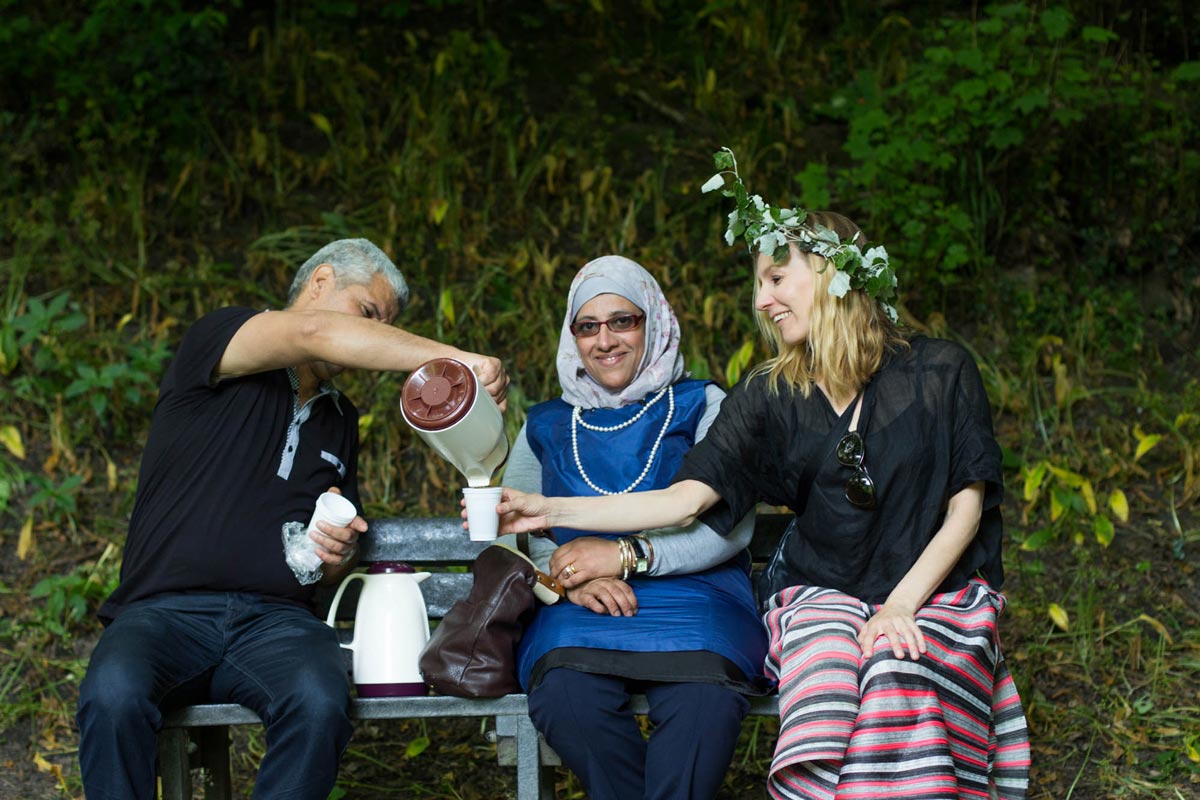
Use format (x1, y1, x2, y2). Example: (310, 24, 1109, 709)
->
(516, 530, 530, 558)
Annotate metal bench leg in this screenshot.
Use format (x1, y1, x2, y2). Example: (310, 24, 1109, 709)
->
(514, 714, 556, 800)
(157, 728, 192, 800)
(196, 725, 233, 800)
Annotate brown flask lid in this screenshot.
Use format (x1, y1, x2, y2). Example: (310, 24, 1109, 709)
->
(401, 358, 477, 431)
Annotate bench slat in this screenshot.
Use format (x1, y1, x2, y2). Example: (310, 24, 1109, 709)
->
(160, 692, 777, 730)
(361, 518, 488, 563)
(161, 695, 533, 729)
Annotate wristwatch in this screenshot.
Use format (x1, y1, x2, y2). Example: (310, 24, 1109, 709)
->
(630, 536, 650, 575)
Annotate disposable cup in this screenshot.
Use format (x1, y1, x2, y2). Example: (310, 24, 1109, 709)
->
(304, 492, 358, 561)
(462, 486, 503, 542)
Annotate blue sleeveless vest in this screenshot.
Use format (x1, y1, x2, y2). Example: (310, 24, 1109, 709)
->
(515, 379, 767, 689)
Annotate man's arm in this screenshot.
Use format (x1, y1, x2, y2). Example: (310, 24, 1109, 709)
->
(217, 310, 450, 378)
(217, 309, 507, 406)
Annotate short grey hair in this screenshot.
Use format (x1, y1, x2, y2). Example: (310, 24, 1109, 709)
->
(286, 239, 410, 310)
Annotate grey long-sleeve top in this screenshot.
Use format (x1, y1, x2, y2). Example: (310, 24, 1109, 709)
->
(496, 383, 754, 575)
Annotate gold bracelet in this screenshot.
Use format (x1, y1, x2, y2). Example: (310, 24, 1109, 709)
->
(623, 537, 636, 580)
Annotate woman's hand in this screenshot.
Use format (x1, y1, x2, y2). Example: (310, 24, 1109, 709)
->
(858, 602, 926, 661)
(461, 488, 552, 535)
(550, 537, 621, 589)
(567, 577, 638, 617)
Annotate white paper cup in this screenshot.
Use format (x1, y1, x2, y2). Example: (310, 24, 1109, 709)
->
(463, 486, 503, 542)
(302, 492, 358, 564)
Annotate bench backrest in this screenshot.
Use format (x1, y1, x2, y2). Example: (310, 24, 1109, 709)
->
(322, 513, 792, 620)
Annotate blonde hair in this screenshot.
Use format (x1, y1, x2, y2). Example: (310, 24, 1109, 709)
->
(749, 211, 907, 405)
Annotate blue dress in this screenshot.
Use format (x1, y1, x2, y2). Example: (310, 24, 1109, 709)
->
(515, 379, 768, 691)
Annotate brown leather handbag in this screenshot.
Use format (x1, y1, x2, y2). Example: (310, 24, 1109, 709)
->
(419, 534, 562, 698)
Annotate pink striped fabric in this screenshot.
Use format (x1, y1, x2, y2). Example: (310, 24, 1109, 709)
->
(763, 581, 1030, 799)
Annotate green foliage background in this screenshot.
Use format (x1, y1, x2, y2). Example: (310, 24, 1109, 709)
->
(1, 1, 1198, 797)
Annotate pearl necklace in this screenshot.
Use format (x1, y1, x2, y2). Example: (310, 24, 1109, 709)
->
(571, 386, 675, 495)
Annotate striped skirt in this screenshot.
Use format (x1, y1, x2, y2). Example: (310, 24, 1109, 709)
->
(763, 582, 1030, 800)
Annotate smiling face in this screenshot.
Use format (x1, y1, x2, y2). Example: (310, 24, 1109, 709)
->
(573, 293, 647, 392)
(754, 244, 819, 346)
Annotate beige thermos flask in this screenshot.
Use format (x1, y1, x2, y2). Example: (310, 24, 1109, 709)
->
(400, 358, 509, 486)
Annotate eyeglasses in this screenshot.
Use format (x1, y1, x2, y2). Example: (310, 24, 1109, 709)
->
(569, 313, 646, 338)
(835, 431, 877, 509)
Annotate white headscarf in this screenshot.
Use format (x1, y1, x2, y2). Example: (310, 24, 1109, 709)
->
(557, 255, 685, 410)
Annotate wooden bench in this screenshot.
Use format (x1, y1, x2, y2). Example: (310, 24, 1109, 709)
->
(157, 513, 790, 800)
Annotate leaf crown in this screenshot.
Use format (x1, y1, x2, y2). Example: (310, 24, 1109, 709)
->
(701, 147, 899, 323)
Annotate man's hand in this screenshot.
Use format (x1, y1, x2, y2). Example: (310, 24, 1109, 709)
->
(311, 487, 366, 567)
(549, 536, 622, 589)
(457, 352, 509, 411)
(567, 578, 638, 616)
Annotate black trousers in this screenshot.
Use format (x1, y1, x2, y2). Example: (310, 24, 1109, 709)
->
(528, 668, 750, 800)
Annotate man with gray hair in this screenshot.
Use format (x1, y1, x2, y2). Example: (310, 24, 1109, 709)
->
(76, 239, 507, 799)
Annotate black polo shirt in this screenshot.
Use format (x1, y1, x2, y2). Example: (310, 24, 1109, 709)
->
(99, 307, 361, 622)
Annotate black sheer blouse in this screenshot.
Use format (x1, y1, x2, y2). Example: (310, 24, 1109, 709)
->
(674, 336, 1005, 604)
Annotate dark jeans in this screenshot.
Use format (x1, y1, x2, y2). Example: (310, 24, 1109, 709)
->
(76, 592, 353, 800)
(528, 669, 749, 800)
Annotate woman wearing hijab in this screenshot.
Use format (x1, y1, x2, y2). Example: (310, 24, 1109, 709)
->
(496, 255, 769, 800)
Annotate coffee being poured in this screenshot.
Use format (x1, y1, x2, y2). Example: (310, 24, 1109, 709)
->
(400, 358, 509, 488)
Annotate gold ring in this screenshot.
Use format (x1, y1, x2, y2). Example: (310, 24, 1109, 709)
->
(563, 563, 577, 578)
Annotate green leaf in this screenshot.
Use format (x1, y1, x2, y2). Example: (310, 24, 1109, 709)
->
(1094, 516, 1114, 547)
(405, 735, 431, 758)
(310, 113, 334, 137)
(986, 127, 1024, 150)
(1039, 7, 1073, 40)
(1048, 602, 1070, 631)
(1134, 434, 1161, 461)
(1081, 26, 1118, 43)
(1172, 62, 1200, 82)
(1109, 489, 1129, 522)
(0, 426, 24, 459)
(713, 150, 734, 170)
(438, 288, 455, 327)
(1023, 461, 1048, 502)
(724, 340, 755, 386)
(1013, 89, 1050, 114)
(793, 162, 831, 209)
(1020, 526, 1056, 551)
